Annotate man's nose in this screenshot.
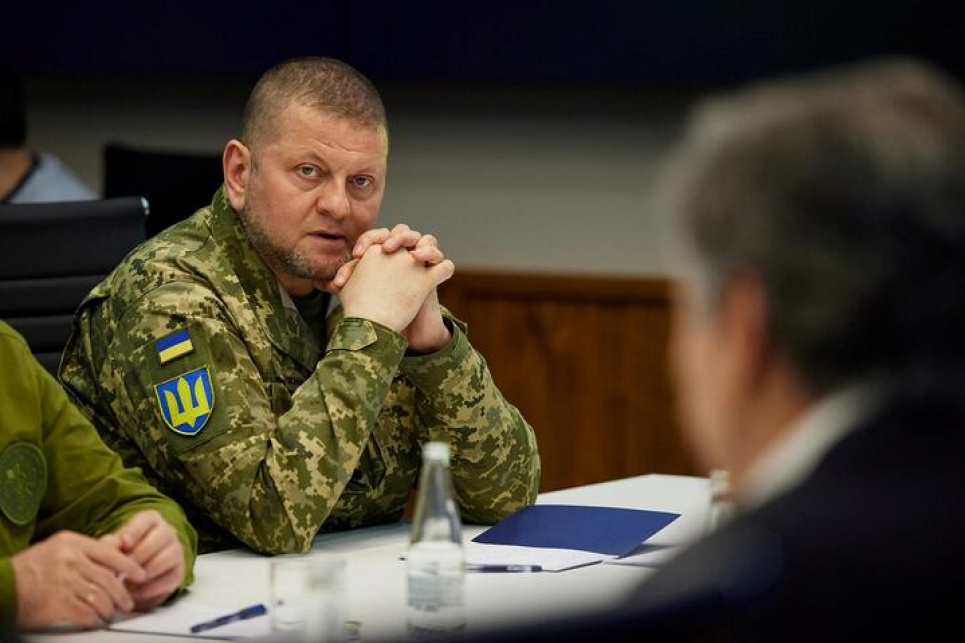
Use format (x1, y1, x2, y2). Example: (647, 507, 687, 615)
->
(315, 181, 351, 220)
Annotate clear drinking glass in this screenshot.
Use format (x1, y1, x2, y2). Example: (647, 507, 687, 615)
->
(270, 554, 346, 642)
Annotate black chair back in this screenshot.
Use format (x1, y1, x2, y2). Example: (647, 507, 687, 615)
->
(104, 143, 223, 237)
(0, 197, 147, 373)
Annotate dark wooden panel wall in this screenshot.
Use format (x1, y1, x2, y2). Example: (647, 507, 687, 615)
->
(439, 271, 699, 492)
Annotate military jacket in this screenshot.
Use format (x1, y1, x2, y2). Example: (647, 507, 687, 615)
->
(60, 189, 540, 554)
(0, 322, 197, 623)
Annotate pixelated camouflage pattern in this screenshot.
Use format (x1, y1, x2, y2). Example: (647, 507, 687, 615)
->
(60, 188, 540, 554)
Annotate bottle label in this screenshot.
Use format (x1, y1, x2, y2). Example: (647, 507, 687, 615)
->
(408, 573, 464, 610)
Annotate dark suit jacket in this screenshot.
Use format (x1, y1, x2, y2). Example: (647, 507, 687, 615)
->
(464, 383, 964, 642)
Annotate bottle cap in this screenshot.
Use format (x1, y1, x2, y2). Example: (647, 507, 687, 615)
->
(422, 441, 450, 465)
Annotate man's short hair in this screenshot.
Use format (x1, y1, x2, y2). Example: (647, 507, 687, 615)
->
(241, 57, 386, 149)
(0, 68, 27, 148)
(660, 58, 965, 394)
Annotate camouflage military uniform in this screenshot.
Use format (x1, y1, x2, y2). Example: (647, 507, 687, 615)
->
(60, 188, 540, 554)
(0, 322, 196, 622)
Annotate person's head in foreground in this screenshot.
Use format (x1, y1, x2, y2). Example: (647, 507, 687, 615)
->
(649, 56, 965, 640)
(466, 57, 965, 642)
(665, 57, 965, 497)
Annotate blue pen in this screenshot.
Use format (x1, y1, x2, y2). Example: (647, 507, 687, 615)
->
(190, 604, 268, 633)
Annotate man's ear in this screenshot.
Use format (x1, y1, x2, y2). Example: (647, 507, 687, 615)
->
(721, 270, 772, 389)
(222, 140, 251, 212)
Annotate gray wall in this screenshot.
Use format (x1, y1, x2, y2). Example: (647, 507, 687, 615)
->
(24, 77, 697, 277)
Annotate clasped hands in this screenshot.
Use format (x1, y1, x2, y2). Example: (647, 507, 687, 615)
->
(11, 510, 185, 630)
(321, 223, 455, 354)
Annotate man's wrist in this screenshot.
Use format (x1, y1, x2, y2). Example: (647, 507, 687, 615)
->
(400, 316, 472, 390)
(406, 321, 453, 355)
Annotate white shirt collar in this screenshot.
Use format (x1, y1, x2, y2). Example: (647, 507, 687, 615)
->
(739, 383, 878, 511)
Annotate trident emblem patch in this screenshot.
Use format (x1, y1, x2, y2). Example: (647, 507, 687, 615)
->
(154, 367, 215, 436)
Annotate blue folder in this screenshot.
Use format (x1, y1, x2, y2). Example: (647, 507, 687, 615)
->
(471, 504, 680, 557)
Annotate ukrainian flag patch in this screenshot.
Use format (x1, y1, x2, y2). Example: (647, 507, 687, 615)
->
(154, 367, 215, 436)
(156, 329, 194, 365)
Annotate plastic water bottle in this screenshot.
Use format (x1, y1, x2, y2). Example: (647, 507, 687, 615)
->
(407, 442, 466, 638)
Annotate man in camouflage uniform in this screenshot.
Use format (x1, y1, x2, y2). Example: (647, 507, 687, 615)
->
(60, 57, 540, 554)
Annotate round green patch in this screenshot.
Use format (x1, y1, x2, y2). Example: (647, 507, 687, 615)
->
(0, 442, 47, 526)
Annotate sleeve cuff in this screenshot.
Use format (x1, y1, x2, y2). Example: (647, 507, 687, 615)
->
(0, 557, 16, 624)
(400, 315, 472, 390)
(178, 527, 197, 589)
(326, 317, 408, 357)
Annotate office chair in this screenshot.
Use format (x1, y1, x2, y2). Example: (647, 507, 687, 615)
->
(103, 142, 223, 237)
(0, 197, 147, 374)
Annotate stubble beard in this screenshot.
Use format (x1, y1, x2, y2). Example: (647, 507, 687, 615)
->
(239, 204, 349, 283)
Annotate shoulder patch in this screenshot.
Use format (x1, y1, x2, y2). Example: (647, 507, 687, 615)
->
(156, 328, 194, 365)
(0, 442, 47, 526)
(154, 366, 215, 436)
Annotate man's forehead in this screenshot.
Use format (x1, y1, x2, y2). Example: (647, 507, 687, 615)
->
(269, 102, 387, 154)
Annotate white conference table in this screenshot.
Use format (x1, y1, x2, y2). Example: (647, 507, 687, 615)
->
(29, 474, 710, 642)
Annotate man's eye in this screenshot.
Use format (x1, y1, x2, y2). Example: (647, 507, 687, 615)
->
(350, 176, 373, 189)
(298, 166, 318, 178)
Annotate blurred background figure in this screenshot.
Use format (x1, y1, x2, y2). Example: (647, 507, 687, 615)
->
(0, 68, 95, 203)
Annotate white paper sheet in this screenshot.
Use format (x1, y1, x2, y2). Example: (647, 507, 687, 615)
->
(604, 543, 681, 568)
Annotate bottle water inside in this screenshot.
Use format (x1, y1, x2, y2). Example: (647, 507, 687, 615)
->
(407, 442, 466, 638)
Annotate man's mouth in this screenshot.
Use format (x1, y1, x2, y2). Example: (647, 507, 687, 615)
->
(308, 232, 345, 242)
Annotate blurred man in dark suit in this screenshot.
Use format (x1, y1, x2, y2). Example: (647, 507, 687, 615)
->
(465, 58, 965, 642)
